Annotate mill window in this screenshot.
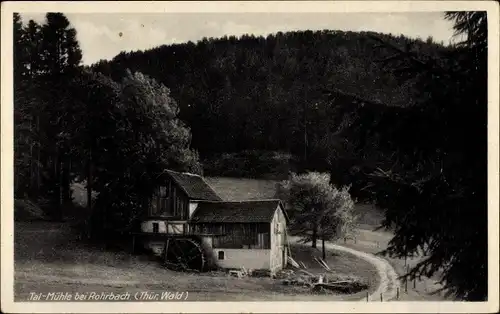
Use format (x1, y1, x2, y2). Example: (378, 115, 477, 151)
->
(152, 222, 159, 233)
(218, 251, 225, 260)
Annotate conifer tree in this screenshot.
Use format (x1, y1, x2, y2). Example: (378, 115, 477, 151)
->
(38, 13, 83, 218)
(334, 11, 489, 301)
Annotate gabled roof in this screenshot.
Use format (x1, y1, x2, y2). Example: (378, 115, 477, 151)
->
(165, 170, 222, 201)
(189, 199, 284, 223)
(204, 177, 279, 201)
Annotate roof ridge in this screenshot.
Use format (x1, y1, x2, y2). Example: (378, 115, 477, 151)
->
(164, 169, 222, 201)
(166, 169, 202, 177)
(205, 176, 280, 181)
(196, 199, 281, 203)
(190, 198, 283, 223)
(199, 177, 223, 200)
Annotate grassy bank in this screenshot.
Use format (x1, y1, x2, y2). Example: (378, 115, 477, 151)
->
(14, 221, 378, 301)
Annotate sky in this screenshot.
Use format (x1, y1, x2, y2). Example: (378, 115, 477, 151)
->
(19, 12, 458, 65)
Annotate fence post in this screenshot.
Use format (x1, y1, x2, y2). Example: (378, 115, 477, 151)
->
(380, 293, 383, 302)
(366, 291, 369, 302)
(397, 287, 400, 300)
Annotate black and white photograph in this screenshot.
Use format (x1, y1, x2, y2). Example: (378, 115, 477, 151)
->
(1, 1, 499, 313)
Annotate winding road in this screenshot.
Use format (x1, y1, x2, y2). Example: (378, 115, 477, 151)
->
(289, 236, 400, 301)
(324, 242, 400, 301)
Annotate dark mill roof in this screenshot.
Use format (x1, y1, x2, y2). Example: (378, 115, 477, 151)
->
(166, 170, 222, 201)
(190, 200, 281, 223)
(204, 177, 279, 201)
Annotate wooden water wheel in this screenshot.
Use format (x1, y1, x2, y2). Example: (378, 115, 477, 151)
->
(163, 238, 206, 272)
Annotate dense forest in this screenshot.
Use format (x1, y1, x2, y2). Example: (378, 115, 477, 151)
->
(13, 12, 487, 301)
(14, 13, 201, 227)
(90, 30, 449, 173)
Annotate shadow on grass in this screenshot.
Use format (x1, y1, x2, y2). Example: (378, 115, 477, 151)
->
(14, 220, 162, 270)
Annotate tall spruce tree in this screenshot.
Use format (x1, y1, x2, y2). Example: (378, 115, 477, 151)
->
(13, 14, 46, 200)
(41, 13, 82, 74)
(333, 11, 488, 301)
(38, 13, 83, 219)
(24, 20, 44, 78)
(13, 13, 26, 80)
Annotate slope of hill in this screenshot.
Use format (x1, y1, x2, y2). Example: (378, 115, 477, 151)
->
(90, 30, 450, 163)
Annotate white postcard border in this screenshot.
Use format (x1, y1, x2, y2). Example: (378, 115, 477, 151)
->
(1, 1, 498, 313)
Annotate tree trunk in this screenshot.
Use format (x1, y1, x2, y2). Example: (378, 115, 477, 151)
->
(85, 148, 93, 240)
(312, 224, 317, 248)
(29, 115, 34, 196)
(61, 157, 71, 207)
(36, 115, 40, 197)
(322, 236, 326, 260)
(54, 153, 62, 220)
(86, 149, 92, 212)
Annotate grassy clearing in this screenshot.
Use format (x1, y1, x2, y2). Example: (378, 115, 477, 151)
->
(332, 205, 450, 301)
(14, 185, 447, 301)
(14, 221, 376, 301)
(289, 244, 379, 286)
(352, 203, 386, 230)
(287, 243, 379, 297)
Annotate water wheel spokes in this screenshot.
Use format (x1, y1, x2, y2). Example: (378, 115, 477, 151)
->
(164, 238, 205, 272)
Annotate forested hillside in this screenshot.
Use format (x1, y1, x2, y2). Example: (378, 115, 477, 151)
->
(90, 31, 451, 171)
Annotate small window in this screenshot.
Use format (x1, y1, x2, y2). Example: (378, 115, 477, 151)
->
(218, 251, 225, 260)
(159, 186, 167, 197)
(152, 222, 159, 233)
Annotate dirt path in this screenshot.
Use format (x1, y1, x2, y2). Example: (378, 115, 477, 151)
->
(289, 236, 400, 301)
(324, 242, 400, 301)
